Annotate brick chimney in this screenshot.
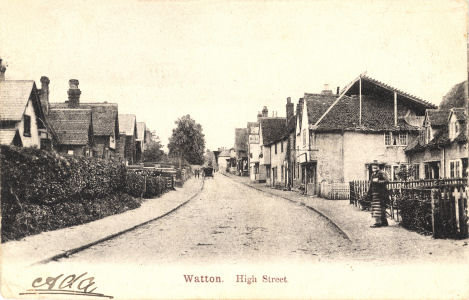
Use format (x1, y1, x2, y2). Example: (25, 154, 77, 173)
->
(286, 97, 294, 124)
(67, 79, 81, 108)
(296, 98, 304, 119)
(262, 106, 268, 118)
(0, 58, 6, 81)
(39, 76, 50, 114)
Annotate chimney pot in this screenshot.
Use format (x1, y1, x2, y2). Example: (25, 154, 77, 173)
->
(262, 106, 268, 117)
(336, 86, 340, 95)
(69, 79, 79, 89)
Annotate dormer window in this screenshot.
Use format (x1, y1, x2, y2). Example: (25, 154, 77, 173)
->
(449, 120, 460, 140)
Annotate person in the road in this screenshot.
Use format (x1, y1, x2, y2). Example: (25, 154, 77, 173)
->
(367, 160, 389, 228)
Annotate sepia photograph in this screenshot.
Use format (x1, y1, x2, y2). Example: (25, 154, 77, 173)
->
(0, 0, 468, 299)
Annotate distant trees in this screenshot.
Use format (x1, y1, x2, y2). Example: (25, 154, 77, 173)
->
(439, 80, 467, 109)
(203, 149, 216, 167)
(143, 138, 165, 162)
(168, 115, 205, 165)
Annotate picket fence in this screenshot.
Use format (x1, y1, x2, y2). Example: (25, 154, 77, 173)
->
(349, 178, 468, 238)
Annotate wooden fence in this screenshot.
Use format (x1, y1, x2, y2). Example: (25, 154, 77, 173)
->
(320, 181, 350, 200)
(349, 178, 468, 238)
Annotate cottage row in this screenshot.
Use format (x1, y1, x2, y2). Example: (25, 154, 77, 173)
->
(0, 60, 157, 165)
(232, 74, 467, 196)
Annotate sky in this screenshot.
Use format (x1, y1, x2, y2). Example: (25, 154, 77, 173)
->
(0, 0, 467, 151)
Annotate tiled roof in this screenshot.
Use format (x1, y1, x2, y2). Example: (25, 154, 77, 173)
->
(0, 80, 34, 121)
(234, 128, 248, 151)
(118, 114, 136, 136)
(304, 93, 338, 125)
(342, 75, 436, 109)
(426, 109, 450, 127)
(136, 122, 146, 141)
(218, 149, 230, 157)
(260, 117, 287, 145)
(316, 95, 421, 132)
(451, 107, 466, 121)
(0, 128, 17, 145)
(48, 109, 92, 145)
(50, 102, 118, 136)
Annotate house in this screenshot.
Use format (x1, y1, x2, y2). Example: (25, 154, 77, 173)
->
(0, 62, 54, 149)
(295, 76, 436, 195)
(257, 108, 287, 184)
(118, 114, 137, 165)
(49, 79, 120, 159)
(48, 108, 93, 156)
(234, 128, 248, 176)
(217, 148, 231, 173)
(406, 107, 467, 179)
(247, 112, 263, 181)
(136, 122, 146, 162)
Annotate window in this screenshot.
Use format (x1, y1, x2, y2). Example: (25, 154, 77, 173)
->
(399, 132, 407, 146)
(385, 132, 407, 146)
(413, 164, 420, 180)
(23, 115, 31, 137)
(385, 132, 392, 146)
(450, 160, 461, 178)
(392, 165, 399, 181)
(462, 158, 468, 178)
(450, 121, 460, 140)
(274, 143, 277, 154)
(281, 141, 283, 153)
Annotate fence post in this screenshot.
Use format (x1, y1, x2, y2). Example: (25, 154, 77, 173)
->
(458, 186, 468, 238)
(431, 189, 437, 239)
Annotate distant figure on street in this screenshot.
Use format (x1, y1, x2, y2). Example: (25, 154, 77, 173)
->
(367, 160, 389, 228)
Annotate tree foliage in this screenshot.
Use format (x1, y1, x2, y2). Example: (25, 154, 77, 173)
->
(143, 138, 165, 162)
(203, 149, 215, 167)
(439, 80, 467, 109)
(168, 115, 205, 165)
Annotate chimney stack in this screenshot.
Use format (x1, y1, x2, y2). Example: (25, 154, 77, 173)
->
(321, 83, 333, 95)
(262, 106, 268, 118)
(296, 98, 304, 119)
(286, 97, 294, 123)
(39, 76, 50, 114)
(67, 79, 81, 108)
(257, 111, 262, 121)
(336, 86, 340, 95)
(0, 58, 7, 81)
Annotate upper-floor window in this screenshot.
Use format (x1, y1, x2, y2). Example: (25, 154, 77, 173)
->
(425, 126, 432, 144)
(23, 115, 31, 137)
(281, 141, 283, 153)
(274, 143, 277, 154)
(450, 159, 461, 178)
(384, 132, 407, 146)
(449, 121, 460, 140)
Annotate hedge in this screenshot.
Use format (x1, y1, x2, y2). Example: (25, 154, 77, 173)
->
(1, 145, 126, 205)
(0, 146, 173, 242)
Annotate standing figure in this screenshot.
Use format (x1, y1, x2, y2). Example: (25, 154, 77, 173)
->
(367, 161, 389, 228)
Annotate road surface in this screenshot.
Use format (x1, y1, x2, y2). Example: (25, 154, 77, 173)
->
(60, 173, 351, 264)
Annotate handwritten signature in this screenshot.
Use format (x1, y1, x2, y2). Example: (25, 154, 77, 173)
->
(19, 272, 113, 298)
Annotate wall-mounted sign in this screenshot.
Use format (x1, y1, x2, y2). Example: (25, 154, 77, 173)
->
(249, 135, 259, 144)
(249, 126, 259, 135)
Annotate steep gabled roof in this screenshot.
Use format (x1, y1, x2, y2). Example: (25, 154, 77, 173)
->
(119, 114, 136, 136)
(218, 149, 230, 157)
(425, 109, 450, 127)
(342, 75, 436, 110)
(304, 93, 338, 125)
(450, 107, 467, 122)
(48, 109, 92, 145)
(260, 117, 287, 145)
(50, 102, 118, 136)
(0, 80, 35, 121)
